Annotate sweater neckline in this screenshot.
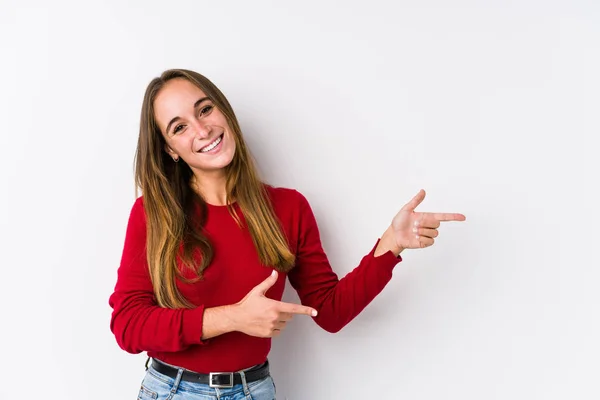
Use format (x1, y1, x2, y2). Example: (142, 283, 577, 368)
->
(205, 201, 238, 210)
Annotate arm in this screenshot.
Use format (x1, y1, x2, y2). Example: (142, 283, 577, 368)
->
(287, 189, 466, 334)
(109, 198, 210, 353)
(287, 192, 402, 333)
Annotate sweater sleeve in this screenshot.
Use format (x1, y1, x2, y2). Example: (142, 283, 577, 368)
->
(287, 191, 402, 333)
(108, 197, 207, 354)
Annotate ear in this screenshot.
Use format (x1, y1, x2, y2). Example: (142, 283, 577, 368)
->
(164, 144, 178, 158)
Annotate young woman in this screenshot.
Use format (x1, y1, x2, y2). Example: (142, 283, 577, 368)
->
(109, 69, 466, 400)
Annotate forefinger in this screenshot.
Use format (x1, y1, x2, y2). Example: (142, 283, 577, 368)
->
(278, 312, 294, 321)
(277, 301, 318, 317)
(430, 212, 466, 222)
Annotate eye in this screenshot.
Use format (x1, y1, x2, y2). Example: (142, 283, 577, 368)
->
(199, 105, 213, 116)
(173, 124, 184, 134)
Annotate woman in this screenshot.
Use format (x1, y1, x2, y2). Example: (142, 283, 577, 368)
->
(109, 69, 465, 400)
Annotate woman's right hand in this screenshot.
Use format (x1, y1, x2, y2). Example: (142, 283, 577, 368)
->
(233, 270, 318, 338)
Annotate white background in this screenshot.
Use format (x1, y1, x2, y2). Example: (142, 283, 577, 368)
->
(1, 1, 599, 399)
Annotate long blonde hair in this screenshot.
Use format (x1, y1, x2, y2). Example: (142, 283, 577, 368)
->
(135, 69, 295, 309)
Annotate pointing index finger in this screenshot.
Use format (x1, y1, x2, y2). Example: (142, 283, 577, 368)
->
(431, 212, 466, 222)
(277, 301, 318, 317)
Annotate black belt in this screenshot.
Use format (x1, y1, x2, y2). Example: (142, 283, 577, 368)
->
(151, 359, 270, 388)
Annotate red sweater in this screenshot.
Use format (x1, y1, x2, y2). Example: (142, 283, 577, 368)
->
(109, 186, 401, 373)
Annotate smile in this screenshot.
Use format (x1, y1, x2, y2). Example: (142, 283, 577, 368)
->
(199, 134, 223, 153)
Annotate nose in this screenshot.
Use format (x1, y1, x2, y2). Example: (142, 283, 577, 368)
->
(191, 120, 211, 139)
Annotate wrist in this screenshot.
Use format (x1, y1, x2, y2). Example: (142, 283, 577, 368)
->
(227, 303, 241, 333)
(201, 304, 240, 340)
(375, 226, 404, 257)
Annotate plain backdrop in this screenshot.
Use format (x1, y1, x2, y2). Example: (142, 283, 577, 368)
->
(1, 1, 599, 399)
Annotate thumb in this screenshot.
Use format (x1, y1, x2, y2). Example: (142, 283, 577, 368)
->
(252, 270, 278, 295)
(401, 189, 426, 212)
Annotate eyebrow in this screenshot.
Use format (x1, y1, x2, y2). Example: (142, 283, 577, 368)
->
(164, 97, 210, 134)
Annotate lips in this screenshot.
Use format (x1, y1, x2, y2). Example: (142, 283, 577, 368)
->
(198, 134, 223, 153)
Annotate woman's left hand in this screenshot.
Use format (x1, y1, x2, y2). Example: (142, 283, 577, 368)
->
(391, 189, 466, 250)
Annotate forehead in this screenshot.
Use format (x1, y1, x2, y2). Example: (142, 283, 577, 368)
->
(154, 78, 208, 130)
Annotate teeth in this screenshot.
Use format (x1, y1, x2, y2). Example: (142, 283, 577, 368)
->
(200, 135, 222, 153)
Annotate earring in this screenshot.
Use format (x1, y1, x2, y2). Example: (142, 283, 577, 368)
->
(173, 156, 179, 163)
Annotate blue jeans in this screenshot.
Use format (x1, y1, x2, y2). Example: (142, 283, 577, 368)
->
(137, 360, 277, 400)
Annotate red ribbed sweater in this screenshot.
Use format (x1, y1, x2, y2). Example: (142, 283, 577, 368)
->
(109, 186, 401, 373)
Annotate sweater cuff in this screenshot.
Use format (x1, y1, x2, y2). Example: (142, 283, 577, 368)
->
(182, 305, 209, 346)
(370, 238, 403, 266)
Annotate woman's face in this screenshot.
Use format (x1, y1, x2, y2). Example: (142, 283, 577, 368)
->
(154, 78, 236, 177)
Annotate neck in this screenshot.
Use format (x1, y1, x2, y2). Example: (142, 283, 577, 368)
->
(191, 170, 230, 206)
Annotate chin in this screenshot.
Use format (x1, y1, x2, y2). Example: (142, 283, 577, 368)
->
(193, 152, 236, 173)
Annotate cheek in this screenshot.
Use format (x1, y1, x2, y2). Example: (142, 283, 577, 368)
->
(227, 136, 237, 156)
(172, 137, 192, 152)
(228, 134, 236, 149)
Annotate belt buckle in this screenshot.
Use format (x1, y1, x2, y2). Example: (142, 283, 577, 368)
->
(209, 372, 234, 388)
